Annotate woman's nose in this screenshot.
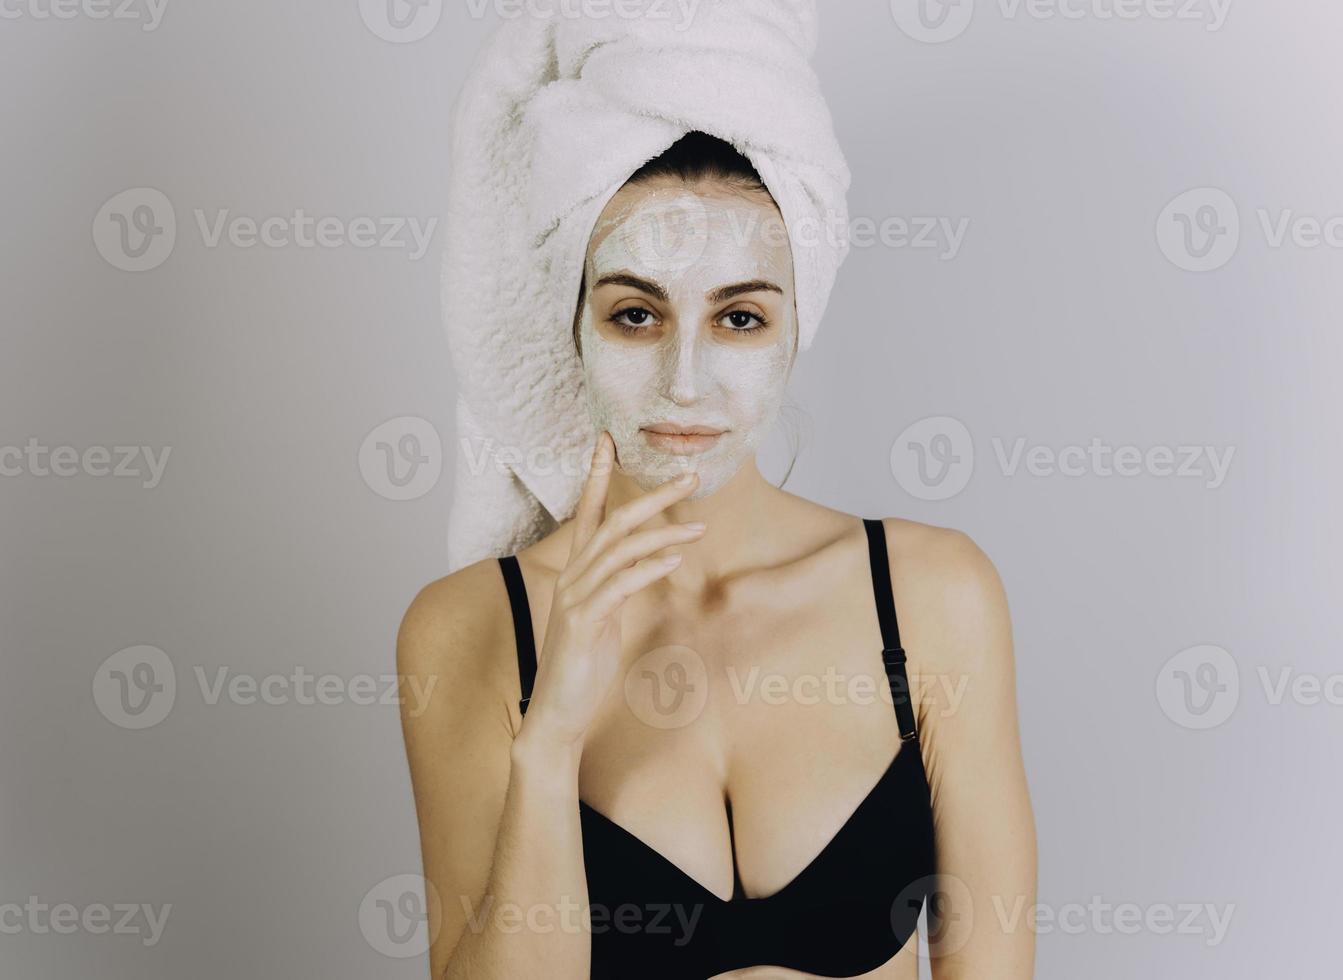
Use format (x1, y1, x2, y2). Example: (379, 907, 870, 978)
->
(663, 330, 702, 406)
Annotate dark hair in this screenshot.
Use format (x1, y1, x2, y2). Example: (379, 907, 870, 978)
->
(624, 130, 774, 202)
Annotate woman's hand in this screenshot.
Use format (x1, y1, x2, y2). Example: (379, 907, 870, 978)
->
(518, 431, 706, 748)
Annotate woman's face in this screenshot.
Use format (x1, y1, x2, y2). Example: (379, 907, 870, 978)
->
(578, 177, 798, 498)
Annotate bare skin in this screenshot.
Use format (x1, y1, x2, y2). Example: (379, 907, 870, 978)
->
(399, 179, 1036, 980)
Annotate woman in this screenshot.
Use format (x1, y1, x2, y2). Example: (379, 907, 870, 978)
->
(399, 127, 1037, 978)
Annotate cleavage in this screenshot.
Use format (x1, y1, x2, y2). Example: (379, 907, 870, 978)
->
(578, 737, 908, 902)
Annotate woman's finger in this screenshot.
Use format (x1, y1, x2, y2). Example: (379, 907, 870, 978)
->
(567, 432, 614, 565)
(569, 469, 700, 574)
(578, 552, 684, 623)
(565, 522, 706, 602)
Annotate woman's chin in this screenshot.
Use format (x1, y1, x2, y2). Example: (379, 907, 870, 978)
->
(618, 454, 739, 499)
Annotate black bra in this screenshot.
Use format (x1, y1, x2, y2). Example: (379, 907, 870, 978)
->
(498, 517, 936, 978)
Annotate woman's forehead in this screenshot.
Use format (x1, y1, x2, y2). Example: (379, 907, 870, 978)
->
(586, 181, 796, 292)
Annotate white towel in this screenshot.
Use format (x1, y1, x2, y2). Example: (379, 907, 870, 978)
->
(442, 0, 851, 571)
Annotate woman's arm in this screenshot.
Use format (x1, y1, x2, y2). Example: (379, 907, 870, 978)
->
(397, 567, 591, 980)
(398, 436, 705, 979)
(889, 521, 1038, 979)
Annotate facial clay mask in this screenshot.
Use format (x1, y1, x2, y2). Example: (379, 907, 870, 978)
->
(579, 182, 798, 498)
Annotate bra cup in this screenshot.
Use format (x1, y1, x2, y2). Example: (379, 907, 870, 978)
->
(582, 739, 937, 979)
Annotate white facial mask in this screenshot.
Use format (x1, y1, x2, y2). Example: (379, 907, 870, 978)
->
(579, 184, 797, 498)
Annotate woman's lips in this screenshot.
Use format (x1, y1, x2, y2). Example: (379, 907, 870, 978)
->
(640, 424, 726, 455)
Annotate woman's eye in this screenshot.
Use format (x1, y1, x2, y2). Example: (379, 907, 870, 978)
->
(721, 310, 769, 333)
(611, 307, 656, 333)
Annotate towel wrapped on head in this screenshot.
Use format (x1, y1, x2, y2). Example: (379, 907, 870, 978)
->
(443, 0, 851, 570)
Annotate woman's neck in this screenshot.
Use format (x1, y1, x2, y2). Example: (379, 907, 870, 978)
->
(603, 457, 781, 591)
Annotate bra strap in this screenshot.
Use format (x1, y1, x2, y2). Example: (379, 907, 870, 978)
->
(498, 555, 537, 717)
(862, 518, 919, 741)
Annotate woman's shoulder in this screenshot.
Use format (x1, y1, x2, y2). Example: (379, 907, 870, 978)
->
(785, 495, 999, 588)
(396, 557, 515, 690)
(787, 497, 1011, 668)
(871, 515, 1012, 675)
(878, 516, 998, 583)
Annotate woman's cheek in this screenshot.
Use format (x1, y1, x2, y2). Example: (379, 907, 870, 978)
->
(713, 345, 791, 445)
(580, 324, 657, 448)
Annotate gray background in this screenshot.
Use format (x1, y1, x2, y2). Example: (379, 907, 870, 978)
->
(3, 1, 1340, 977)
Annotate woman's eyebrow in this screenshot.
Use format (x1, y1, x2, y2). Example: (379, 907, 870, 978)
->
(591, 273, 784, 305)
(707, 280, 784, 304)
(592, 272, 669, 302)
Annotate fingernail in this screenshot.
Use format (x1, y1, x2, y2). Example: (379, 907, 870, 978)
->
(675, 472, 695, 486)
(683, 522, 706, 532)
(662, 553, 683, 566)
